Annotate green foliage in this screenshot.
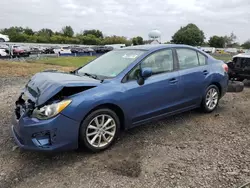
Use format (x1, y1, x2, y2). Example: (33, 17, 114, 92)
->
(0, 26, 139, 46)
(102, 35, 129, 45)
(241, 40, 250, 49)
(82, 29, 103, 38)
(171, 23, 205, 46)
(77, 34, 101, 45)
(132, 36, 144, 45)
(208, 36, 225, 48)
(38, 28, 54, 37)
(61, 26, 74, 37)
(224, 32, 237, 47)
(23, 27, 34, 35)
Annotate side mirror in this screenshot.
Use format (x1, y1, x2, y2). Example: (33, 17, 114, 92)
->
(141, 67, 152, 78)
(137, 67, 152, 86)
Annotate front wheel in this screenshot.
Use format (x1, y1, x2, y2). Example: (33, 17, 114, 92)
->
(79, 108, 120, 152)
(201, 85, 220, 113)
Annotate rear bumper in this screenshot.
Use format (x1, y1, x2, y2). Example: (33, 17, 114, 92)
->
(220, 74, 229, 97)
(11, 113, 80, 152)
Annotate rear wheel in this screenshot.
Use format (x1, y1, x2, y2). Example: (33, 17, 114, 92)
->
(201, 85, 220, 113)
(79, 108, 120, 152)
(0, 38, 5, 42)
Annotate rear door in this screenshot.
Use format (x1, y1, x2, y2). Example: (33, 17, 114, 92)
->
(175, 48, 210, 108)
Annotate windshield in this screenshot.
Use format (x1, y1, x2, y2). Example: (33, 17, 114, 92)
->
(77, 49, 145, 78)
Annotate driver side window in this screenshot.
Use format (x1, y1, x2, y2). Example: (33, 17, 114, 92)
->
(141, 49, 174, 74)
(127, 49, 174, 81)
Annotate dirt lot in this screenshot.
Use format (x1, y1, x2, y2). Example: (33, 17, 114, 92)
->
(0, 71, 250, 187)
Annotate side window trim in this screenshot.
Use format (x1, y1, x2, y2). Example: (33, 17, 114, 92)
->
(174, 47, 207, 70)
(197, 51, 208, 66)
(122, 48, 176, 83)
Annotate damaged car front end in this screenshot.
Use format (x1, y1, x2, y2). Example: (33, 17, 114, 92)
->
(12, 71, 101, 151)
(226, 53, 250, 81)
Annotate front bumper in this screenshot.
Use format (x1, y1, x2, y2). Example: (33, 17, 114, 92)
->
(11, 113, 80, 152)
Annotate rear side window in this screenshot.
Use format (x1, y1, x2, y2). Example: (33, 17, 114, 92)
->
(176, 48, 199, 70)
(197, 52, 206, 66)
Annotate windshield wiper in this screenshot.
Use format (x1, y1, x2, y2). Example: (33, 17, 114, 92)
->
(82, 73, 99, 80)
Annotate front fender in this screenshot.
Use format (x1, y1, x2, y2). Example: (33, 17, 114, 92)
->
(61, 85, 126, 122)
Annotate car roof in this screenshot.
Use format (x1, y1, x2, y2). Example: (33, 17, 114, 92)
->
(120, 44, 197, 51)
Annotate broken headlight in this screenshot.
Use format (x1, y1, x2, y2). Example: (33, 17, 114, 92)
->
(32, 100, 72, 120)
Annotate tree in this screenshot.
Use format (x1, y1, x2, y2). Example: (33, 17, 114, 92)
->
(241, 40, 250, 49)
(171, 23, 205, 46)
(77, 34, 101, 45)
(38, 28, 54, 37)
(208, 36, 225, 48)
(102, 35, 128, 45)
(224, 32, 237, 47)
(23, 27, 34, 35)
(61, 26, 74, 37)
(132, 36, 143, 45)
(83, 29, 103, 38)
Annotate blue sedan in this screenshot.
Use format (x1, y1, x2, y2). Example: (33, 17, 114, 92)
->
(12, 44, 229, 152)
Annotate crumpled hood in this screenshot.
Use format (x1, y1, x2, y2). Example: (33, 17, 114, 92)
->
(23, 71, 101, 106)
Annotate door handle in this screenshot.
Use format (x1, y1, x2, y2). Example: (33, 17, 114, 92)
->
(203, 70, 209, 75)
(169, 78, 178, 84)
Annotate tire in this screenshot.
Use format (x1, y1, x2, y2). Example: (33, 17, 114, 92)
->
(0, 38, 5, 42)
(201, 85, 220, 113)
(227, 81, 244, 93)
(79, 108, 120, 152)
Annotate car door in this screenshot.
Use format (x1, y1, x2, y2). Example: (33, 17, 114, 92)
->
(175, 48, 210, 108)
(121, 48, 181, 125)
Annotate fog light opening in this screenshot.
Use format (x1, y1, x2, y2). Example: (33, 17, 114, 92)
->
(32, 131, 52, 148)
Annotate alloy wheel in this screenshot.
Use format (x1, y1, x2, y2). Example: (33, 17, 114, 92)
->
(86, 114, 116, 148)
(205, 88, 219, 110)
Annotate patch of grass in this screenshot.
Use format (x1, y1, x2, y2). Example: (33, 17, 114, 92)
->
(0, 61, 75, 77)
(212, 54, 232, 62)
(35, 56, 96, 67)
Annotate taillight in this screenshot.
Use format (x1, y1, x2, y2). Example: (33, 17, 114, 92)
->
(222, 64, 228, 73)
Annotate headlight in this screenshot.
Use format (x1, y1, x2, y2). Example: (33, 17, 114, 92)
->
(32, 100, 71, 120)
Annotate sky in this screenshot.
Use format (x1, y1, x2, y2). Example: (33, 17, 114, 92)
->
(0, 0, 250, 43)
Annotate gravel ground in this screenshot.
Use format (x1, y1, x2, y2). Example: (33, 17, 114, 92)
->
(0, 77, 250, 188)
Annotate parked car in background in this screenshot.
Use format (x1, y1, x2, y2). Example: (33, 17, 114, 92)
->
(201, 47, 216, 54)
(0, 34, 10, 42)
(12, 45, 30, 57)
(227, 53, 250, 81)
(83, 47, 95, 53)
(11, 44, 228, 153)
(43, 47, 55, 54)
(53, 46, 72, 54)
(29, 47, 43, 54)
(0, 48, 8, 56)
(70, 47, 84, 54)
(92, 46, 113, 53)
